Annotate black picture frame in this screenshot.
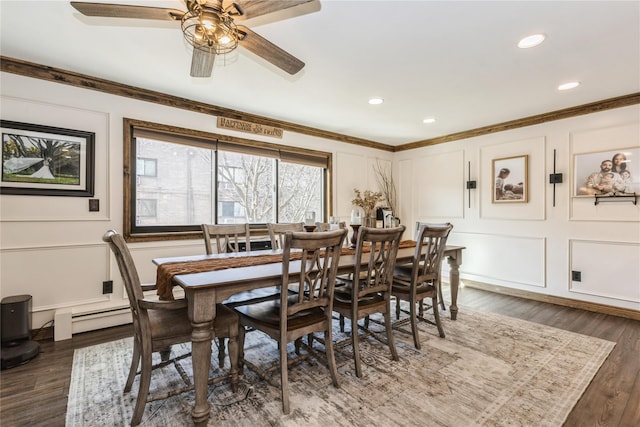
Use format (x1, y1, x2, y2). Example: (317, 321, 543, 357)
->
(1, 120, 95, 197)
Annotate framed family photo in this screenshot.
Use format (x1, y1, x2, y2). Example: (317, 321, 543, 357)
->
(492, 155, 528, 203)
(1, 120, 95, 197)
(573, 147, 639, 197)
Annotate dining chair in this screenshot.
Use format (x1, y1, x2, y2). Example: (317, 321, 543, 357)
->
(102, 230, 239, 426)
(332, 225, 405, 378)
(413, 221, 450, 310)
(267, 222, 304, 249)
(233, 228, 347, 414)
(201, 223, 251, 254)
(392, 223, 453, 349)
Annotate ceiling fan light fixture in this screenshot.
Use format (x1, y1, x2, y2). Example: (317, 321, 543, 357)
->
(368, 97, 384, 105)
(182, 7, 238, 54)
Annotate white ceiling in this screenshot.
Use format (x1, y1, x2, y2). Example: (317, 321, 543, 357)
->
(1, 0, 639, 146)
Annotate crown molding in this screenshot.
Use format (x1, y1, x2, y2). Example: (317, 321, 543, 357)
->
(2, 56, 638, 153)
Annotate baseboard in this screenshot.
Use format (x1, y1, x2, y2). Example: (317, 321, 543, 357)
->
(464, 280, 640, 321)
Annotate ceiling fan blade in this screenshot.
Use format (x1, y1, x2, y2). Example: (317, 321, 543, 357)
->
(236, 25, 304, 75)
(190, 48, 216, 78)
(227, 0, 314, 21)
(70, 2, 184, 21)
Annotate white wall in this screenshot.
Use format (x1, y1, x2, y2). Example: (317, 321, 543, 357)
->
(1, 72, 638, 339)
(0, 72, 391, 335)
(395, 105, 640, 311)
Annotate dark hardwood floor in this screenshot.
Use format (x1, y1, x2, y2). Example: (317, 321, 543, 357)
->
(1, 287, 638, 426)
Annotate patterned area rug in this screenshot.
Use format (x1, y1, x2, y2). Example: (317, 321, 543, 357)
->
(66, 308, 614, 426)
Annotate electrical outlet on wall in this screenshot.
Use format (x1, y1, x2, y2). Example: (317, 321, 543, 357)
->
(102, 280, 113, 294)
(571, 271, 582, 282)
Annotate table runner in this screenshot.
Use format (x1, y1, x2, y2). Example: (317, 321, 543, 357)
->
(156, 240, 417, 300)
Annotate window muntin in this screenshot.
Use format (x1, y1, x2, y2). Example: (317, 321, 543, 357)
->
(124, 119, 331, 241)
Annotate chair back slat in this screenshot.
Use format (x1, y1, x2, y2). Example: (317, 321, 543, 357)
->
(281, 229, 347, 318)
(353, 226, 405, 298)
(201, 223, 251, 254)
(267, 222, 304, 249)
(413, 223, 453, 283)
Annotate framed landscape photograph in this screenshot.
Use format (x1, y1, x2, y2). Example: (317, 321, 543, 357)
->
(492, 155, 528, 203)
(573, 147, 639, 197)
(1, 120, 95, 196)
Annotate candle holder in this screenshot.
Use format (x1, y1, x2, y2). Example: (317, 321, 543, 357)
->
(350, 224, 361, 249)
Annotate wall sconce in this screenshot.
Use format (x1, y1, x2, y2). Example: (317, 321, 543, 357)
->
(549, 149, 563, 207)
(466, 161, 476, 208)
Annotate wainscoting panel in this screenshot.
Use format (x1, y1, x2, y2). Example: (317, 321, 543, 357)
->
(452, 232, 546, 288)
(479, 136, 546, 220)
(416, 150, 464, 219)
(0, 244, 111, 310)
(569, 239, 640, 303)
(569, 123, 640, 222)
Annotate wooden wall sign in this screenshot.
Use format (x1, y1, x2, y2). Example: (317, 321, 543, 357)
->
(217, 117, 283, 139)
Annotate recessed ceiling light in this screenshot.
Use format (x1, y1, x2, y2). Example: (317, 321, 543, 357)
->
(368, 97, 384, 105)
(423, 118, 436, 124)
(558, 81, 580, 91)
(518, 33, 546, 49)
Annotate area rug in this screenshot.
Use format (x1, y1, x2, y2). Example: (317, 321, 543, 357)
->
(66, 308, 615, 427)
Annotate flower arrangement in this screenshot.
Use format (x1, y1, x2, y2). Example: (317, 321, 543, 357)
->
(352, 189, 384, 214)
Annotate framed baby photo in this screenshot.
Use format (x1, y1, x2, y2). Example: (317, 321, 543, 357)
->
(1, 120, 95, 197)
(492, 155, 528, 203)
(573, 147, 639, 197)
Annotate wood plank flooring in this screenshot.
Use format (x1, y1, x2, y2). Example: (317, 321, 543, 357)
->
(1, 287, 638, 426)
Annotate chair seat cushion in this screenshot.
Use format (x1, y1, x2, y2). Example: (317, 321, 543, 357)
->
(233, 295, 325, 331)
(392, 282, 437, 298)
(333, 286, 384, 308)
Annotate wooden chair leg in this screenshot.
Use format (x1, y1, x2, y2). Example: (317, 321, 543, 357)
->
(227, 334, 239, 392)
(351, 317, 363, 378)
(383, 307, 398, 361)
(294, 337, 302, 355)
(364, 315, 370, 328)
(125, 339, 141, 392)
(339, 314, 345, 332)
(280, 339, 290, 414)
(410, 299, 421, 349)
(395, 297, 400, 320)
(131, 352, 152, 426)
(438, 283, 446, 311)
(433, 296, 445, 338)
(159, 348, 171, 362)
(307, 333, 314, 349)
(324, 328, 340, 388)
(238, 326, 246, 374)
(217, 337, 226, 369)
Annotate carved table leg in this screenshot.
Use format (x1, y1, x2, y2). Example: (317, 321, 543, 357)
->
(447, 249, 463, 320)
(185, 288, 216, 426)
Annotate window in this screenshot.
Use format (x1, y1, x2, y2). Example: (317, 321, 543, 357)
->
(136, 157, 157, 177)
(123, 119, 331, 241)
(136, 199, 157, 219)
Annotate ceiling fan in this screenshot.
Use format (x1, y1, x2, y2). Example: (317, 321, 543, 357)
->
(70, 0, 315, 78)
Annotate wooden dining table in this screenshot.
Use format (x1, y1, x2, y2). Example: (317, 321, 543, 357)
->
(153, 244, 465, 425)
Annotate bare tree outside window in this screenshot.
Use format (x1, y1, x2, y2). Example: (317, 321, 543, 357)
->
(278, 162, 323, 222)
(218, 151, 273, 223)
